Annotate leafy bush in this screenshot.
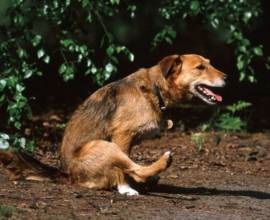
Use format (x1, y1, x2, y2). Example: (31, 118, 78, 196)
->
(158, 0, 269, 82)
(0, 0, 267, 151)
(216, 113, 247, 132)
(216, 101, 252, 132)
(201, 101, 252, 132)
(0, 0, 135, 151)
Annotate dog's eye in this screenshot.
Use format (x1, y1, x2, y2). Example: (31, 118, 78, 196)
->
(196, 64, 205, 70)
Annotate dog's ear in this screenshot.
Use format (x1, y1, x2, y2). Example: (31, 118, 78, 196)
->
(159, 55, 182, 77)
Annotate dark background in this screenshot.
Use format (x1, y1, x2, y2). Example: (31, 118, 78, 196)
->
(26, 0, 270, 129)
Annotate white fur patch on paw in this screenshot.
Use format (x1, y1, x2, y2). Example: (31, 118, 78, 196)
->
(117, 184, 139, 196)
(164, 151, 171, 156)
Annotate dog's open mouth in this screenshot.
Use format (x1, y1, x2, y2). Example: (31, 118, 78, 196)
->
(195, 84, 223, 104)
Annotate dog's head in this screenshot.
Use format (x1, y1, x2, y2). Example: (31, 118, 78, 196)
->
(159, 54, 226, 105)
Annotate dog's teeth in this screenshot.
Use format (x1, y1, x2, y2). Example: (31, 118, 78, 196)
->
(208, 96, 214, 101)
(210, 96, 216, 101)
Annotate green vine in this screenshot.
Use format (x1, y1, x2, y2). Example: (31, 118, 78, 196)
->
(0, 0, 267, 151)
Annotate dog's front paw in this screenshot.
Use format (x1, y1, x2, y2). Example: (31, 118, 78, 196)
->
(117, 184, 139, 196)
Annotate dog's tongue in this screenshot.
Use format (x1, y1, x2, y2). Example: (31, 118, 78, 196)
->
(204, 88, 223, 102)
(215, 94, 223, 102)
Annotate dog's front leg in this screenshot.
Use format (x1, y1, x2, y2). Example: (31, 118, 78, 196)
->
(112, 132, 134, 155)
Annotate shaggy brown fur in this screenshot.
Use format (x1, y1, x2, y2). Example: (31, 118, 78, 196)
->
(0, 54, 226, 195)
(59, 54, 226, 195)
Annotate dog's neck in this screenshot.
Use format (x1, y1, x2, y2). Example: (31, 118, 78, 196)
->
(153, 84, 166, 111)
(136, 65, 190, 110)
(153, 76, 191, 109)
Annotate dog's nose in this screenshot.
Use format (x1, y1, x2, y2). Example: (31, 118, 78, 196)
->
(223, 74, 228, 80)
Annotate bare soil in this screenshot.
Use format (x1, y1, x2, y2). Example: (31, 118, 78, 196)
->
(0, 110, 270, 219)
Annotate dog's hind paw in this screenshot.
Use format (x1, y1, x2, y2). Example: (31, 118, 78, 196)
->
(164, 151, 171, 156)
(117, 184, 139, 196)
(163, 151, 173, 168)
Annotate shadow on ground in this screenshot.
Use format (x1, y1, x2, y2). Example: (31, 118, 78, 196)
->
(148, 184, 270, 200)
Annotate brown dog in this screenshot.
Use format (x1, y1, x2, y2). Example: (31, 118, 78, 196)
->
(59, 54, 226, 195)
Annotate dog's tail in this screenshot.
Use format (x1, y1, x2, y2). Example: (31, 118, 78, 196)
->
(0, 150, 68, 182)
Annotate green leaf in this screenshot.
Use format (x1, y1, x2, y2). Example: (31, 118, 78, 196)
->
(253, 46, 263, 56)
(226, 101, 252, 114)
(32, 35, 42, 47)
(216, 113, 246, 132)
(78, 54, 83, 62)
(110, 0, 120, 5)
(105, 63, 114, 73)
(43, 55, 50, 64)
(24, 70, 33, 79)
(18, 137, 26, 148)
(14, 121, 22, 129)
(237, 60, 244, 70)
(59, 63, 67, 74)
(165, 37, 172, 44)
(0, 79, 7, 91)
(37, 49, 45, 59)
(239, 71, 245, 81)
(60, 39, 74, 47)
(106, 46, 115, 56)
(36, 71, 43, 76)
(0, 95, 5, 103)
(59, 64, 75, 81)
(190, 1, 200, 12)
(91, 66, 97, 74)
(128, 53, 134, 62)
(115, 46, 125, 53)
(248, 75, 255, 83)
(0, 133, 9, 140)
(86, 12, 92, 22)
(65, 0, 71, 6)
(86, 59, 92, 67)
(82, 0, 90, 7)
(243, 11, 252, 24)
(17, 48, 27, 58)
(211, 18, 219, 28)
(16, 84, 25, 92)
(0, 133, 10, 149)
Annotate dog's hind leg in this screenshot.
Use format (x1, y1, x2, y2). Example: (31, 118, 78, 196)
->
(68, 140, 139, 195)
(100, 142, 172, 183)
(118, 151, 172, 183)
(69, 140, 172, 195)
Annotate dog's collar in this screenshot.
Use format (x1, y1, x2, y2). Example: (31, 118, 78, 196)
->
(154, 85, 166, 111)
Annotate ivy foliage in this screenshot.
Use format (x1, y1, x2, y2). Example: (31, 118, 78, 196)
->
(158, 0, 268, 83)
(0, 0, 267, 150)
(0, 0, 135, 150)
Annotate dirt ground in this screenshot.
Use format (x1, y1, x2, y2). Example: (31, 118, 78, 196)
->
(0, 110, 270, 219)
